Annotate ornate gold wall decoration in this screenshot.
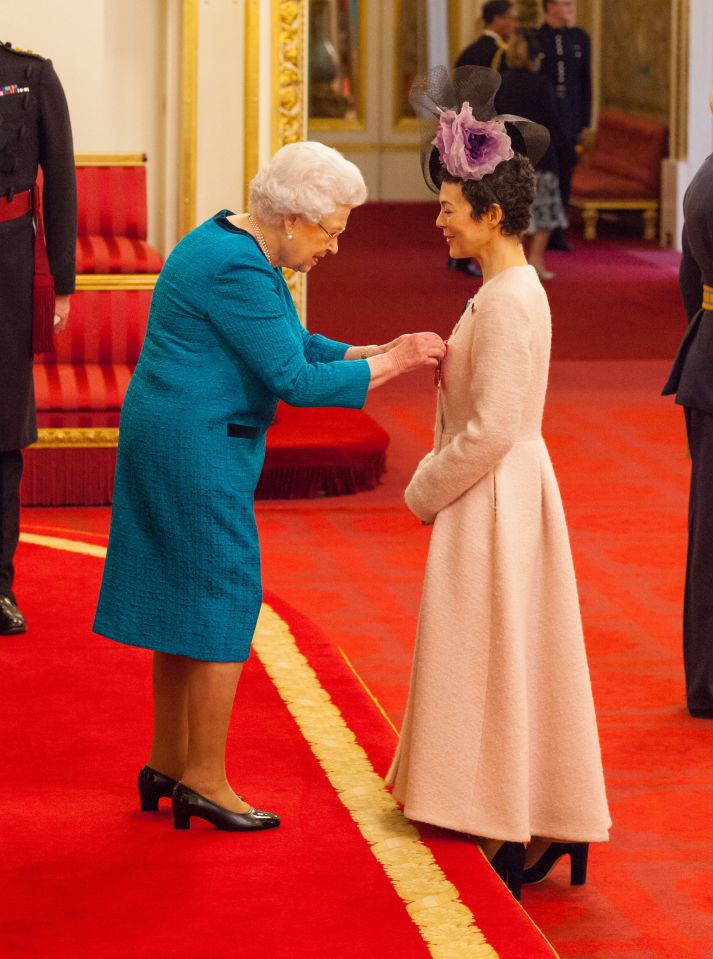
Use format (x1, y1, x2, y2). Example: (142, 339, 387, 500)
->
(273, 0, 307, 149)
(273, 0, 308, 319)
(601, 0, 671, 124)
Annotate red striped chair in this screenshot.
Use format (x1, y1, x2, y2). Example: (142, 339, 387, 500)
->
(24, 155, 161, 505)
(75, 157, 163, 274)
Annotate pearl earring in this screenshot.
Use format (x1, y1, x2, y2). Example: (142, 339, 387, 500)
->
(287, 233, 294, 240)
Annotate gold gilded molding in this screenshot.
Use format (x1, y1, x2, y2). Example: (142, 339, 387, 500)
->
(272, 0, 307, 320)
(76, 274, 158, 291)
(75, 154, 147, 167)
(179, 0, 199, 236)
(253, 605, 500, 959)
(244, 0, 261, 208)
(448, 0, 462, 68)
(34, 428, 119, 449)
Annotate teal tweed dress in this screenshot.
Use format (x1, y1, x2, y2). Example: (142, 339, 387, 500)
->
(93, 212, 370, 661)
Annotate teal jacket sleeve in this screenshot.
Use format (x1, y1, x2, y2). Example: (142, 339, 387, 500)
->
(208, 255, 370, 409)
(303, 330, 351, 364)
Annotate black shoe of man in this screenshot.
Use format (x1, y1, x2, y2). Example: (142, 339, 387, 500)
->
(448, 257, 482, 277)
(0, 594, 27, 634)
(547, 229, 574, 253)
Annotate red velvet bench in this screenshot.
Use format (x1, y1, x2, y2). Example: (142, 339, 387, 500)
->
(570, 110, 668, 241)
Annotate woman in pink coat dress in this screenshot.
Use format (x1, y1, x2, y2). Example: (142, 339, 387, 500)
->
(386, 66, 610, 899)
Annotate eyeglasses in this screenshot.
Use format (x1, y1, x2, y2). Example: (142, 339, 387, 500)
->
(317, 221, 342, 241)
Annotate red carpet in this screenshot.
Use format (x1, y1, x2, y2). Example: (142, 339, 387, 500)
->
(1, 537, 554, 959)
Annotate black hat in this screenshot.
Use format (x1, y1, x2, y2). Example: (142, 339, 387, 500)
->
(410, 65, 550, 194)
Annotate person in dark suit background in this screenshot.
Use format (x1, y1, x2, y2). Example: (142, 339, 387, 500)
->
(450, 2, 518, 277)
(496, 29, 576, 279)
(0, 41, 77, 635)
(537, 0, 591, 251)
(455, 0, 518, 73)
(662, 88, 713, 717)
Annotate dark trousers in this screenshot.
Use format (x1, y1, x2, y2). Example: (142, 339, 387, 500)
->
(683, 407, 713, 715)
(0, 450, 22, 598)
(558, 144, 577, 211)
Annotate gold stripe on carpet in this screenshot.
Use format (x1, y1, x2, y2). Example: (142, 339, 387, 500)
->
(19, 532, 500, 959)
(254, 605, 498, 959)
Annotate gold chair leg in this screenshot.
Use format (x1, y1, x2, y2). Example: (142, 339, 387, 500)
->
(643, 208, 657, 242)
(582, 208, 598, 241)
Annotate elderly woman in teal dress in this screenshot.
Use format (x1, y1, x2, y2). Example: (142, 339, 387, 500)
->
(93, 141, 445, 832)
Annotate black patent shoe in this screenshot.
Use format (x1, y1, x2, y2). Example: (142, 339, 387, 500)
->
(490, 842, 526, 900)
(138, 765, 179, 811)
(522, 842, 589, 885)
(172, 782, 280, 832)
(0, 594, 27, 635)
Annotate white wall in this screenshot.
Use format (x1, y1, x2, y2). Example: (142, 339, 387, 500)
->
(195, 0, 245, 224)
(2, 0, 171, 252)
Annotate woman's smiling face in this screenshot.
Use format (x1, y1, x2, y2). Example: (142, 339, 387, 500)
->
(436, 180, 493, 260)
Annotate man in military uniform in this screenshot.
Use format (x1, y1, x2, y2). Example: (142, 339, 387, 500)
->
(455, 1, 518, 74)
(662, 87, 713, 717)
(538, 0, 591, 251)
(0, 41, 76, 634)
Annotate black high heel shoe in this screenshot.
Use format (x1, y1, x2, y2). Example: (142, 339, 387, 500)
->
(138, 765, 179, 811)
(490, 842, 526, 901)
(522, 842, 589, 885)
(172, 782, 280, 832)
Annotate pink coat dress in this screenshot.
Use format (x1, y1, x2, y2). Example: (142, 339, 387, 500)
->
(387, 265, 611, 843)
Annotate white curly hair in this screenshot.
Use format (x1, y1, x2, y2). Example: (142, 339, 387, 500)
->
(248, 141, 367, 226)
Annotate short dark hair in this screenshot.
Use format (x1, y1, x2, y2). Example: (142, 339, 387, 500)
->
(542, 0, 556, 10)
(440, 154, 537, 237)
(482, 0, 513, 25)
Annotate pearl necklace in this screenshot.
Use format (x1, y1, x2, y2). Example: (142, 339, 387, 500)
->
(248, 214, 273, 265)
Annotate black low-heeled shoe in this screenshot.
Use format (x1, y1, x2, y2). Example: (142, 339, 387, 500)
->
(172, 782, 280, 832)
(138, 765, 179, 811)
(522, 842, 589, 885)
(490, 841, 526, 901)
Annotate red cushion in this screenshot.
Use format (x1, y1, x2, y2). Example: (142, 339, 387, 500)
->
(37, 411, 121, 428)
(37, 289, 150, 365)
(572, 166, 656, 200)
(76, 234, 163, 274)
(586, 110, 667, 194)
(34, 363, 134, 411)
(76, 166, 148, 239)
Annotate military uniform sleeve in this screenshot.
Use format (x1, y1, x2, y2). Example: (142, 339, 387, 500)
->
(208, 257, 369, 409)
(38, 58, 77, 294)
(404, 293, 532, 523)
(679, 227, 702, 322)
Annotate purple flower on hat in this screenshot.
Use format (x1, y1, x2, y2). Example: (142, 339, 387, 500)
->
(433, 101, 514, 180)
